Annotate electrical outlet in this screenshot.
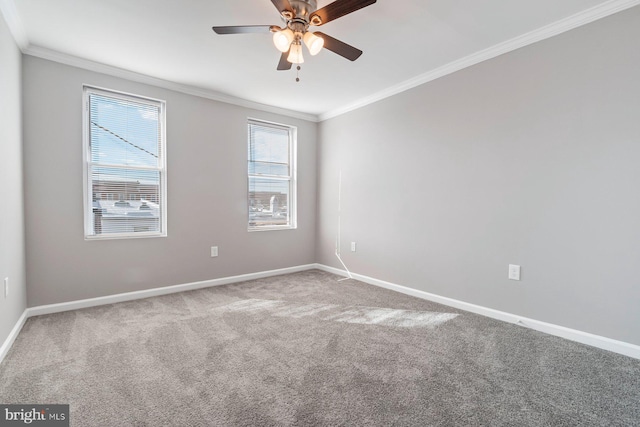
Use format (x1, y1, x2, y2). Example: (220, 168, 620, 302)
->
(508, 264, 521, 281)
(211, 246, 218, 257)
(350, 242, 356, 252)
(4, 277, 8, 298)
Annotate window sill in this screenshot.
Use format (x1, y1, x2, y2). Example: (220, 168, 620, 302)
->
(248, 225, 297, 232)
(85, 232, 167, 241)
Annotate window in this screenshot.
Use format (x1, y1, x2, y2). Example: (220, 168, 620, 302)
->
(248, 119, 297, 231)
(83, 86, 167, 239)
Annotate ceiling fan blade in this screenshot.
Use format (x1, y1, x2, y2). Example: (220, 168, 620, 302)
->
(271, 0, 294, 16)
(310, 0, 376, 26)
(212, 25, 274, 35)
(277, 50, 292, 70)
(315, 32, 362, 61)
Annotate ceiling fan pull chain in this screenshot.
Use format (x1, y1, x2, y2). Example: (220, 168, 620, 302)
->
(296, 65, 301, 82)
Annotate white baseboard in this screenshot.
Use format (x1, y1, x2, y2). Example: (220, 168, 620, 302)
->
(0, 310, 28, 365)
(4, 263, 638, 364)
(27, 264, 317, 317)
(314, 264, 640, 360)
(1, 264, 317, 365)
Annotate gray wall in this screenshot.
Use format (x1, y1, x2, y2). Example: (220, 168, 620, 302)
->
(23, 56, 317, 306)
(11, 5, 640, 349)
(316, 7, 640, 345)
(0, 15, 27, 346)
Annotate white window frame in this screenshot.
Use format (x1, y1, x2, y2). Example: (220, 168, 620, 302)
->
(82, 86, 167, 240)
(247, 118, 297, 232)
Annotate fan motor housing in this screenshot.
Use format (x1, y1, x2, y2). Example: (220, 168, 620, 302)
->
(287, 0, 318, 23)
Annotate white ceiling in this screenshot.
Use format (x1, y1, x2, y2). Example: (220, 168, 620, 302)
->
(3, 0, 637, 120)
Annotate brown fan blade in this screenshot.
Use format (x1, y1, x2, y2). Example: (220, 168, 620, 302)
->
(212, 25, 274, 35)
(310, 0, 376, 26)
(315, 32, 362, 61)
(277, 50, 292, 70)
(271, 0, 294, 16)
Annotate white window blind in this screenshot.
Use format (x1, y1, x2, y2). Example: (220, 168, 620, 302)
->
(83, 87, 167, 239)
(248, 119, 297, 230)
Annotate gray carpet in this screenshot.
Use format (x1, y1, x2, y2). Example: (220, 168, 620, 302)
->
(1, 270, 639, 426)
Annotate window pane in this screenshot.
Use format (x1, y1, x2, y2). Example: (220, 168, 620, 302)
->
(249, 177, 290, 228)
(90, 167, 161, 235)
(249, 123, 289, 176)
(89, 93, 160, 167)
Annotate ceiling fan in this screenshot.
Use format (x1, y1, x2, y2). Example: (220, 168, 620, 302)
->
(212, 0, 377, 74)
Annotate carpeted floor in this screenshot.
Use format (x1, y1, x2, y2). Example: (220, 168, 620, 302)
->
(1, 269, 639, 426)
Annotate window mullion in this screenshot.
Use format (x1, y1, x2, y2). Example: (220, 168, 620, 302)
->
(248, 173, 291, 180)
(90, 164, 163, 174)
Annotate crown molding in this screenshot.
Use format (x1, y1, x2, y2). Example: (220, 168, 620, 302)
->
(5, 0, 638, 123)
(2, 0, 317, 122)
(23, 45, 319, 122)
(318, 0, 640, 121)
(0, 0, 28, 49)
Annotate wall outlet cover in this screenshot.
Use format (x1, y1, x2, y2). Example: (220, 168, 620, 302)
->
(508, 264, 521, 281)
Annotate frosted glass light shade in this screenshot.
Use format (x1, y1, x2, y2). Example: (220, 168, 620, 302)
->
(287, 42, 304, 64)
(273, 29, 294, 52)
(303, 32, 324, 56)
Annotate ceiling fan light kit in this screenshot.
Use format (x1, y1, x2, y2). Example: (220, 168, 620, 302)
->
(303, 31, 324, 55)
(273, 28, 295, 52)
(288, 41, 305, 64)
(212, 0, 377, 80)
